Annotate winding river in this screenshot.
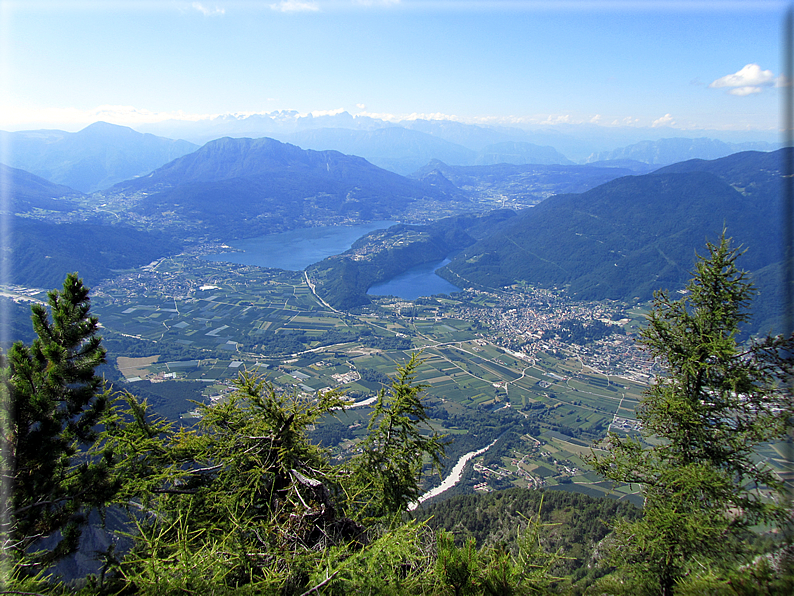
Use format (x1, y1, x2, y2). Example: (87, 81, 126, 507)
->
(408, 438, 498, 510)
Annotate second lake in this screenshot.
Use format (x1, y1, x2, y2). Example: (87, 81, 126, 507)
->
(367, 258, 461, 300)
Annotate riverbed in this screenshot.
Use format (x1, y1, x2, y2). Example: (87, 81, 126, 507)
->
(408, 439, 498, 510)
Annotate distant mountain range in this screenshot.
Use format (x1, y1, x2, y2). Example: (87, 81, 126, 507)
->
(0, 117, 780, 198)
(586, 137, 777, 167)
(0, 122, 197, 193)
(136, 110, 779, 163)
(274, 129, 573, 175)
(439, 149, 787, 335)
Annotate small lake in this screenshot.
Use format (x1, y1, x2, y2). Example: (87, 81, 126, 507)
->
(367, 258, 461, 300)
(201, 222, 395, 271)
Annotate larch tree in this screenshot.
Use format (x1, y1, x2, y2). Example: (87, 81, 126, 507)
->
(351, 352, 447, 519)
(587, 234, 793, 595)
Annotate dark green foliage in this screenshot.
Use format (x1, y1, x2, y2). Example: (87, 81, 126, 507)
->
(358, 367, 391, 386)
(102, 334, 211, 361)
(360, 335, 413, 350)
(352, 353, 447, 518)
(436, 532, 479, 596)
(432, 496, 575, 595)
(100, 377, 357, 593)
(587, 234, 792, 595)
(419, 487, 641, 587)
(2, 273, 118, 568)
(127, 380, 210, 422)
(249, 330, 308, 356)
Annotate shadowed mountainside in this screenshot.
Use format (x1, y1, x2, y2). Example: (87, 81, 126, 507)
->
(115, 136, 467, 239)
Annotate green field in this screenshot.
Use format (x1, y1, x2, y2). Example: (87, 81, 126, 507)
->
(83, 256, 786, 501)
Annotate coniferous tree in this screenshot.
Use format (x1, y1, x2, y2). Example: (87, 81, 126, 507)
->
(352, 352, 447, 518)
(1, 273, 117, 571)
(587, 234, 793, 595)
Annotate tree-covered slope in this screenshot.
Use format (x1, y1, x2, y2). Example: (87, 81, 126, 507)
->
(3, 216, 182, 289)
(0, 163, 82, 213)
(441, 149, 785, 332)
(417, 487, 641, 587)
(117, 136, 466, 238)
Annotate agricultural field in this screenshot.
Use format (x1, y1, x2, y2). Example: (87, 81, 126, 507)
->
(83, 255, 785, 503)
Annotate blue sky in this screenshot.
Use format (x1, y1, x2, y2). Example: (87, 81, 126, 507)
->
(0, 0, 786, 134)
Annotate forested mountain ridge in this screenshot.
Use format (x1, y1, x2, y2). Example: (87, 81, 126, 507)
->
(115, 135, 455, 193)
(440, 149, 786, 333)
(307, 210, 517, 309)
(112, 136, 468, 239)
(2, 216, 182, 290)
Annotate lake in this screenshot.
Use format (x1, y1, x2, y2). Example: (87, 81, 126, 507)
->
(202, 222, 462, 301)
(201, 222, 395, 270)
(367, 258, 461, 300)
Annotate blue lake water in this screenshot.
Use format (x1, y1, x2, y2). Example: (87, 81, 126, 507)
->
(202, 222, 461, 301)
(201, 222, 395, 270)
(367, 258, 461, 300)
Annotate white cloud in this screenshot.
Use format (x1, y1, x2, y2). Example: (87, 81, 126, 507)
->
(589, 114, 602, 124)
(540, 114, 571, 125)
(652, 113, 675, 127)
(192, 2, 225, 16)
(709, 64, 776, 96)
(356, 103, 366, 110)
(728, 86, 763, 96)
(270, 0, 320, 12)
(354, 111, 462, 122)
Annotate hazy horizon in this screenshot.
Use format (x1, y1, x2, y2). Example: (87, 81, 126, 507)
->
(0, 1, 784, 139)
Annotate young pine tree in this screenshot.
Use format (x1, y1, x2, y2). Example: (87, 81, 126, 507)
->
(1, 273, 117, 572)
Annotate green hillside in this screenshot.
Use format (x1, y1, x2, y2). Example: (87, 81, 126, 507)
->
(441, 149, 785, 333)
